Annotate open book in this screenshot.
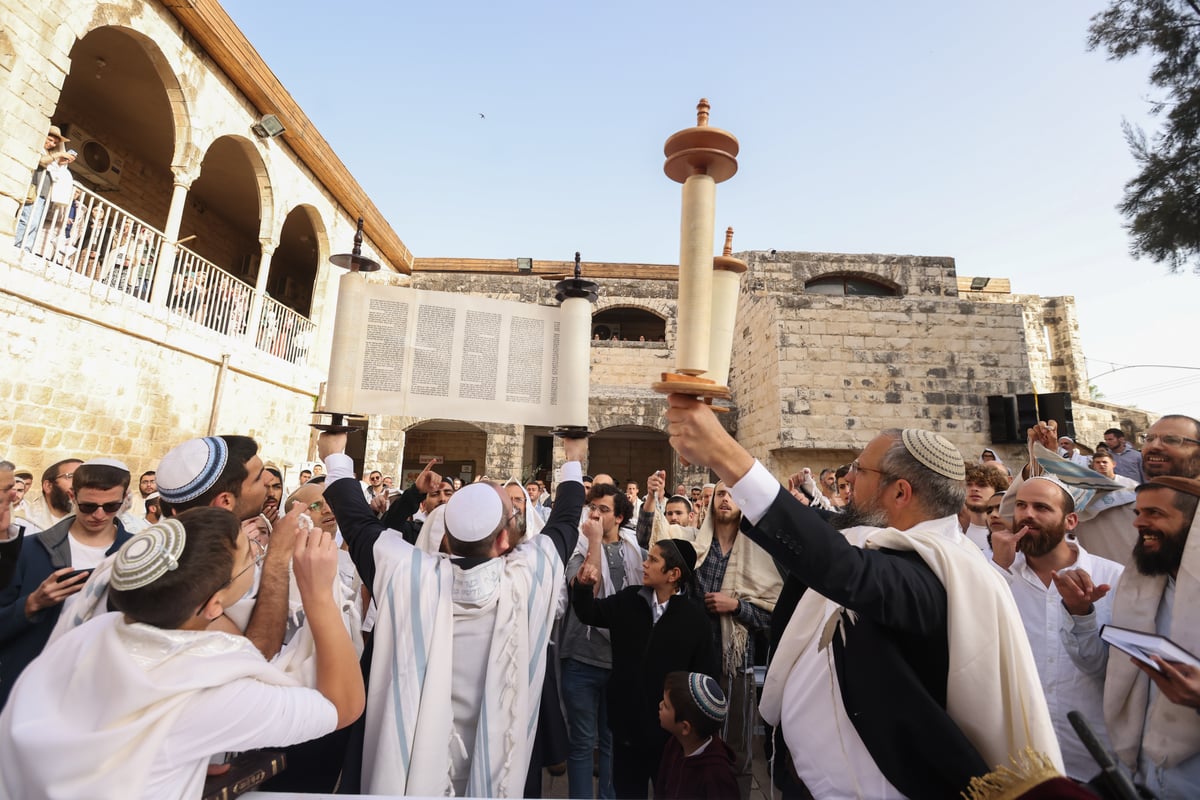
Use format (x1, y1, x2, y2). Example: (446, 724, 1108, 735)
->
(1100, 624, 1200, 671)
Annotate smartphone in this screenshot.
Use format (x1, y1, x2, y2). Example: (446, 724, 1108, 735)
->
(56, 568, 93, 583)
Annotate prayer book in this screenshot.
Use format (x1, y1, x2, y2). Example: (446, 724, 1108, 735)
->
(1099, 624, 1200, 671)
(202, 750, 286, 800)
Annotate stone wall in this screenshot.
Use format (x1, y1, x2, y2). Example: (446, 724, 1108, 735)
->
(0, 255, 319, 477)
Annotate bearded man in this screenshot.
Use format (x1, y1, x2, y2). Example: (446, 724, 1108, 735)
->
(1059, 476, 1200, 797)
(991, 477, 1124, 779)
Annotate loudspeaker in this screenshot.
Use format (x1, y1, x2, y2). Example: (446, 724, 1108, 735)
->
(987, 395, 1020, 444)
(988, 393, 1075, 443)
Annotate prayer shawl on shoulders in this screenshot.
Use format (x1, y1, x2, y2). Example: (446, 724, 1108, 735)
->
(47, 549, 364, 686)
(1104, 508, 1200, 770)
(0, 613, 296, 800)
(760, 516, 1063, 774)
(364, 530, 563, 797)
(651, 505, 782, 674)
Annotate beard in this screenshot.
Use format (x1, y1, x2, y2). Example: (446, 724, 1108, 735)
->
(965, 500, 990, 514)
(712, 507, 740, 526)
(1133, 528, 1188, 576)
(834, 500, 889, 530)
(48, 483, 72, 514)
(1015, 518, 1066, 559)
(1142, 451, 1200, 480)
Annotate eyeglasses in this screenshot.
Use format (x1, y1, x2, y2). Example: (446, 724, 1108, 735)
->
(197, 539, 267, 617)
(588, 504, 614, 514)
(76, 500, 123, 515)
(849, 460, 890, 478)
(55, 472, 74, 482)
(305, 499, 328, 513)
(233, 537, 268, 583)
(1138, 432, 1200, 447)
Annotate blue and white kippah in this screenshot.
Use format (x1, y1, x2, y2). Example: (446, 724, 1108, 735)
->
(157, 437, 228, 504)
(688, 673, 728, 723)
(111, 519, 186, 591)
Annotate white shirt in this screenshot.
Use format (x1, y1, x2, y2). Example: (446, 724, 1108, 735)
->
(68, 535, 110, 570)
(964, 522, 990, 552)
(994, 541, 1124, 779)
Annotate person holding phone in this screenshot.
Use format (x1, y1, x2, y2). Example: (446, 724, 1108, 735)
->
(0, 458, 134, 708)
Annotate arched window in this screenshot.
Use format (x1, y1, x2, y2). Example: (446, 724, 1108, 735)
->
(591, 307, 666, 343)
(804, 275, 898, 297)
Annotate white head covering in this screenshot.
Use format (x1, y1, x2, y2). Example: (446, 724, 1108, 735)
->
(443, 482, 504, 543)
(157, 437, 228, 504)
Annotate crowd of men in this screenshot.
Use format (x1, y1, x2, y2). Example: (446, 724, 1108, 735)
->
(0, 409, 1197, 799)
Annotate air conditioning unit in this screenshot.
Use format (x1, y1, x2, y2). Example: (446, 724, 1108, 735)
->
(592, 323, 620, 341)
(64, 124, 124, 190)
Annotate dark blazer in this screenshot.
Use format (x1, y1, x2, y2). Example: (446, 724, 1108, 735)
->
(0, 524, 26, 592)
(572, 582, 718, 750)
(746, 487, 989, 799)
(378, 484, 426, 545)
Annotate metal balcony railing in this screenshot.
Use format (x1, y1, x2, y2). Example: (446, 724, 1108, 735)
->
(28, 185, 163, 301)
(15, 183, 315, 367)
(256, 294, 315, 366)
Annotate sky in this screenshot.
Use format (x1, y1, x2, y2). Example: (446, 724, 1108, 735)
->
(223, 0, 1199, 425)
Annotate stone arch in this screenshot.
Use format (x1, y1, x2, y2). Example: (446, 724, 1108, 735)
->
(591, 303, 669, 342)
(63, 12, 195, 166)
(401, 419, 489, 486)
(797, 267, 904, 296)
(804, 271, 902, 296)
(589, 423, 679, 490)
(270, 203, 330, 317)
(52, 24, 192, 230)
(182, 134, 273, 284)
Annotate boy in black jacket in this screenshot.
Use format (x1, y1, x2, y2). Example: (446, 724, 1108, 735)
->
(573, 531, 718, 800)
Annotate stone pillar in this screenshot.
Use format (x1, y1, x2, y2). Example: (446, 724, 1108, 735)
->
(244, 239, 277, 346)
(483, 423, 524, 480)
(149, 176, 193, 306)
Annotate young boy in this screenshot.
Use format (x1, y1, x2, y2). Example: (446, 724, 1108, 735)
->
(0, 506, 364, 800)
(572, 534, 718, 799)
(655, 671, 739, 800)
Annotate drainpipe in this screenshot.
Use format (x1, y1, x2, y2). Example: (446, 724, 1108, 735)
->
(208, 353, 231, 435)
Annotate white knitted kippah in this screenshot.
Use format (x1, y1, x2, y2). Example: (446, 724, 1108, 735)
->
(443, 482, 504, 543)
(688, 673, 728, 723)
(157, 437, 228, 504)
(900, 429, 965, 481)
(111, 519, 186, 591)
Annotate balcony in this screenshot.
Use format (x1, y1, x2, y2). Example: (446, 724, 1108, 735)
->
(11, 184, 315, 367)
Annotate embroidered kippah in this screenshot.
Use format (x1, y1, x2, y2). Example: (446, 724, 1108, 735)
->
(444, 482, 505, 543)
(688, 673, 728, 723)
(901, 429, 965, 481)
(157, 437, 228, 504)
(111, 519, 186, 591)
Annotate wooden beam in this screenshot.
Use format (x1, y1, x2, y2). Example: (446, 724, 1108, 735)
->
(412, 257, 681, 281)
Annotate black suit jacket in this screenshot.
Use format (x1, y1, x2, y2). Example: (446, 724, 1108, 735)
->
(747, 487, 989, 799)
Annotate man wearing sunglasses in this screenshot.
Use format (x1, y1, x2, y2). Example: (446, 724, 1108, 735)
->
(0, 458, 133, 708)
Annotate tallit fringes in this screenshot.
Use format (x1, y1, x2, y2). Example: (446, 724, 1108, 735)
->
(960, 747, 1061, 800)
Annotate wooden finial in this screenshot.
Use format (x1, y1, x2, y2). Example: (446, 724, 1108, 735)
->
(696, 98, 710, 127)
(352, 216, 364, 256)
(723, 227, 734, 257)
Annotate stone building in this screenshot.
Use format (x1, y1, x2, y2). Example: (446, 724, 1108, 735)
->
(0, 0, 1154, 492)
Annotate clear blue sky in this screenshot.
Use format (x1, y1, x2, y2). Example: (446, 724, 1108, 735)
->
(224, 0, 1199, 426)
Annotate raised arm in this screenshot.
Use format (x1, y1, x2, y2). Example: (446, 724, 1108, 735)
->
(318, 432, 388, 592)
(539, 436, 588, 564)
(292, 524, 365, 728)
(666, 394, 946, 635)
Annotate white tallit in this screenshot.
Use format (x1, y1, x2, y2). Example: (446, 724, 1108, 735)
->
(1104, 506, 1200, 770)
(760, 515, 1063, 774)
(0, 613, 299, 800)
(363, 529, 564, 797)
